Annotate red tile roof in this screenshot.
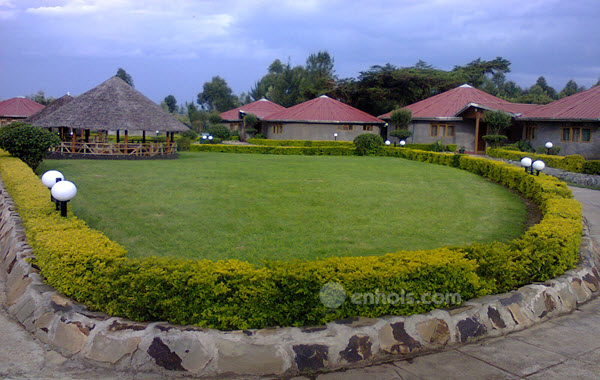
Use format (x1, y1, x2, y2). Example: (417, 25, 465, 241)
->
(220, 98, 286, 121)
(0, 97, 45, 118)
(265, 95, 384, 124)
(520, 85, 600, 120)
(378, 84, 537, 119)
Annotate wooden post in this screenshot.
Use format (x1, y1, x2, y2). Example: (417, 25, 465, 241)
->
(124, 130, 129, 153)
(142, 130, 146, 144)
(85, 130, 90, 143)
(71, 129, 76, 153)
(474, 112, 481, 154)
(116, 130, 120, 143)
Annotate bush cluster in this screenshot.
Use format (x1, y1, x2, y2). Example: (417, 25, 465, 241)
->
(0, 122, 60, 170)
(190, 144, 356, 156)
(0, 145, 582, 330)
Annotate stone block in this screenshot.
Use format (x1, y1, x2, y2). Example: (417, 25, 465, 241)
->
(416, 318, 450, 346)
(506, 303, 531, 327)
(378, 321, 422, 354)
(339, 334, 372, 363)
(570, 278, 591, 303)
(51, 318, 94, 356)
(85, 333, 141, 364)
(456, 316, 487, 343)
(216, 339, 286, 375)
(293, 344, 328, 372)
(5, 274, 31, 307)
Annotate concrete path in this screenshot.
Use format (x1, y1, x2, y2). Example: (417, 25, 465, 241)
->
(1, 187, 599, 379)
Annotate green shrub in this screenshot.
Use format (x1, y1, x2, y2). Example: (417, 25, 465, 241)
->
(482, 135, 508, 148)
(353, 133, 383, 156)
(254, 133, 266, 139)
(0, 122, 60, 170)
(176, 137, 192, 151)
(582, 160, 600, 175)
(204, 124, 231, 140)
(179, 129, 199, 141)
(536, 145, 561, 155)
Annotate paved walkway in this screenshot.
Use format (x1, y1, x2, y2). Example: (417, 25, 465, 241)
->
(1, 187, 599, 379)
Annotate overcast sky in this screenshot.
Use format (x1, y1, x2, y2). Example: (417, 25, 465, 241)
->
(1, 0, 599, 106)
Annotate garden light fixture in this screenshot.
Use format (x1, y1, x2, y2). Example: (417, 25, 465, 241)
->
(50, 180, 77, 217)
(399, 140, 406, 147)
(385, 140, 391, 146)
(333, 132, 338, 141)
(520, 157, 533, 174)
(545, 141, 553, 155)
(532, 160, 545, 176)
(41, 170, 64, 207)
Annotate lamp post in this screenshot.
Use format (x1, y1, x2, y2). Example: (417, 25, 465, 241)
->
(385, 140, 391, 146)
(520, 157, 533, 174)
(532, 160, 546, 176)
(333, 132, 338, 141)
(545, 141, 553, 155)
(50, 181, 77, 217)
(41, 170, 64, 208)
(399, 140, 406, 147)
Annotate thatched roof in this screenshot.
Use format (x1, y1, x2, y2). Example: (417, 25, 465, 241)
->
(31, 76, 189, 132)
(25, 94, 73, 124)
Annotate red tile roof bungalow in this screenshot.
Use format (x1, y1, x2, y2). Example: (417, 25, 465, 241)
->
(379, 84, 600, 159)
(0, 97, 45, 126)
(378, 84, 537, 154)
(518, 85, 600, 159)
(261, 95, 385, 141)
(219, 98, 285, 140)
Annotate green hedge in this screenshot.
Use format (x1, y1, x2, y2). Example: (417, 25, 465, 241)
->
(486, 148, 600, 175)
(0, 148, 582, 330)
(248, 138, 354, 147)
(189, 144, 355, 156)
(404, 143, 458, 152)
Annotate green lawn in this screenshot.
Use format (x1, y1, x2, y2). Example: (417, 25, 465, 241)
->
(37, 152, 527, 264)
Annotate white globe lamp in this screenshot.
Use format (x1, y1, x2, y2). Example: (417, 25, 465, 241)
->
(399, 140, 406, 147)
(385, 140, 391, 146)
(51, 181, 77, 217)
(41, 170, 64, 189)
(532, 160, 545, 175)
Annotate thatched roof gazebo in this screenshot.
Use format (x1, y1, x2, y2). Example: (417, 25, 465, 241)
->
(31, 76, 190, 158)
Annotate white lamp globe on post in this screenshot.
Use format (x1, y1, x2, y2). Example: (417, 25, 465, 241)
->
(41, 170, 64, 207)
(399, 140, 406, 147)
(520, 157, 533, 174)
(532, 160, 545, 176)
(333, 132, 338, 141)
(385, 140, 391, 146)
(545, 141, 553, 155)
(51, 181, 77, 217)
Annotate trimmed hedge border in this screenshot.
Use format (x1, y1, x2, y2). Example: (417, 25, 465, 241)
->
(487, 148, 600, 175)
(0, 148, 600, 376)
(0, 156, 598, 377)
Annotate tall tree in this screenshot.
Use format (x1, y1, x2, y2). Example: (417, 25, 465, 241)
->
(116, 68, 134, 87)
(559, 80, 584, 98)
(26, 90, 55, 106)
(533, 76, 557, 99)
(301, 51, 336, 99)
(164, 95, 177, 113)
(452, 57, 511, 88)
(197, 76, 238, 112)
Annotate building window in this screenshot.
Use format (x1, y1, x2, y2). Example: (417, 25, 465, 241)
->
(430, 125, 438, 136)
(272, 124, 283, 134)
(525, 126, 536, 140)
(561, 127, 592, 142)
(430, 124, 454, 137)
(363, 125, 373, 131)
(337, 124, 353, 131)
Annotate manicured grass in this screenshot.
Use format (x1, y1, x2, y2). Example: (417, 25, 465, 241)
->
(37, 152, 527, 264)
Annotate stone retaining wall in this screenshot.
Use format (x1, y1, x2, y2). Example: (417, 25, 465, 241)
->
(1, 178, 599, 378)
